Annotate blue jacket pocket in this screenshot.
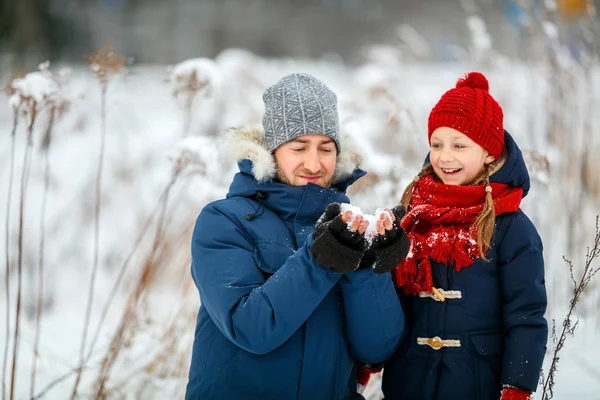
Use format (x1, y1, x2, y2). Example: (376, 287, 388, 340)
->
(253, 241, 296, 276)
(470, 331, 503, 399)
(470, 331, 503, 356)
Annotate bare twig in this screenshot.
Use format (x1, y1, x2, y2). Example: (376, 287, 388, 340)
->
(93, 183, 173, 398)
(71, 42, 126, 399)
(71, 84, 107, 399)
(10, 102, 37, 400)
(30, 107, 57, 399)
(2, 104, 19, 400)
(36, 179, 177, 399)
(84, 182, 174, 362)
(33, 369, 76, 400)
(173, 70, 208, 137)
(541, 216, 600, 399)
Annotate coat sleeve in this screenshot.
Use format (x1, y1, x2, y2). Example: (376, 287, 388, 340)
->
(191, 203, 342, 355)
(339, 269, 406, 364)
(497, 211, 548, 393)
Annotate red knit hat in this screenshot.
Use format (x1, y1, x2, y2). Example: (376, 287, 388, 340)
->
(428, 72, 504, 159)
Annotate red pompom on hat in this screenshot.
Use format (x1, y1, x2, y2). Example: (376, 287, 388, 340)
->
(428, 72, 504, 159)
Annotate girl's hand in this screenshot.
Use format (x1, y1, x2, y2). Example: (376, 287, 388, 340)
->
(368, 205, 410, 274)
(375, 208, 395, 236)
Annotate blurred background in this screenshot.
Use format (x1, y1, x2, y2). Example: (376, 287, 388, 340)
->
(1, 0, 600, 399)
(1, 0, 599, 66)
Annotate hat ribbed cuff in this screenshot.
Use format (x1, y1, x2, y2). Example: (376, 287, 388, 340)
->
(428, 112, 503, 159)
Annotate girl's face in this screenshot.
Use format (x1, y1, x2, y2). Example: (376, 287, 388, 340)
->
(429, 127, 495, 186)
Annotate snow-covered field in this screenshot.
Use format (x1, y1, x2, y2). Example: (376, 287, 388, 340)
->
(1, 47, 599, 399)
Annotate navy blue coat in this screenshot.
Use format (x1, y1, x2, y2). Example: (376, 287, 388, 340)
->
(186, 159, 406, 400)
(382, 132, 548, 400)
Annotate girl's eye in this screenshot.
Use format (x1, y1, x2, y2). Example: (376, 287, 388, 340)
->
(292, 148, 305, 152)
(431, 143, 441, 149)
(454, 144, 466, 149)
(321, 148, 333, 154)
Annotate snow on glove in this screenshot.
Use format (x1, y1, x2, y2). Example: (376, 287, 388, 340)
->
(500, 386, 532, 400)
(369, 205, 410, 274)
(311, 203, 367, 273)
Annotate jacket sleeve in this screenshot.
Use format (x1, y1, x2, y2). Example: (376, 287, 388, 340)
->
(191, 203, 343, 355)
(339, 269, 405, 364)
(497, 211, 548, 393)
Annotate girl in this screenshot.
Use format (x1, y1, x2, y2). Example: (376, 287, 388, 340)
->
(381, 72, 548, 400)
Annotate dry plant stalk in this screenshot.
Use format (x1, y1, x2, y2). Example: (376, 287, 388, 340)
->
(85, 151, 189, 363)
(99, 223, 195, 398)
(522, 150, 551, 176)
(368, 85, 422, 165)
(172, 70, 209, 136)
(84, 181, 175, 363)
(3, 66, 68, 400)
(10, 96, 38, 400)
(2, 83, 21, 400)
(72, 41, 127, 399)
(41, 171, 182, 398)
(91, 150, 195, 396)
(94, 191, 173, 398)
(144, 273, 195, 376)
(30, 102, 66, 399)
(540, 216, 600, 399)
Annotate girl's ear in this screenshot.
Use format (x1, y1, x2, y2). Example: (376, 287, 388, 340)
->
(484, 153, 495, 165)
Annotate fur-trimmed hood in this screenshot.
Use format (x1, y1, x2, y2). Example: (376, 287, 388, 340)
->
(228, 126, 364, 185)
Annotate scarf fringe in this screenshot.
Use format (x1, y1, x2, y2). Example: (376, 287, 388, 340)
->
(396, 257, 433, 295)
(428, 231, 476, 271)
(396, 228, 477, 294)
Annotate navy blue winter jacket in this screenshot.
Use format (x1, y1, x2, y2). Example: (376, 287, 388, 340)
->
(186, 135, 405, 400)
(382, 131, 548, 400)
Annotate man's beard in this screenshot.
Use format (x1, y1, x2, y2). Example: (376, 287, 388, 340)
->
(275, 168, 333, 188)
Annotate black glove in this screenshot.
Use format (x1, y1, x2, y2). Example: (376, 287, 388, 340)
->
(369, 205, 410, 274)
(311, 203, 367, 273)
(355, 249, 376, 271)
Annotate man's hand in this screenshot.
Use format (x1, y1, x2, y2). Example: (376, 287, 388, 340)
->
(311, 203, 369, 273)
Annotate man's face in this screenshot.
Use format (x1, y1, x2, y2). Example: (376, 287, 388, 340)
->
(273, 134, 337, 188)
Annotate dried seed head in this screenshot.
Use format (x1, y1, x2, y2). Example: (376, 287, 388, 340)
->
(87, 40, 128, 86)
(169, 58, 220, 108)
(5, 62, 71, 137)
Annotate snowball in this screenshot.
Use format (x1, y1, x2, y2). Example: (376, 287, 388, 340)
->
(339, 203, 393, 237)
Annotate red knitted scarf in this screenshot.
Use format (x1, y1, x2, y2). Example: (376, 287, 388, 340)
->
(395, 174, 523, 295)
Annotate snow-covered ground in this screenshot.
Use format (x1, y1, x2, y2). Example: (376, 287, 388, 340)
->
(1, 49, 599, 399)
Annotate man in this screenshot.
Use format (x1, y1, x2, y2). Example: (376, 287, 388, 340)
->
(185, 73, 408, 400)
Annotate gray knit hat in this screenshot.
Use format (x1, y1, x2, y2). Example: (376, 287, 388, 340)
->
(262, 73, 340, 153)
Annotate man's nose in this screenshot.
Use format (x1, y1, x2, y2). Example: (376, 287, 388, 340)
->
(303, 151, 321, 173)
